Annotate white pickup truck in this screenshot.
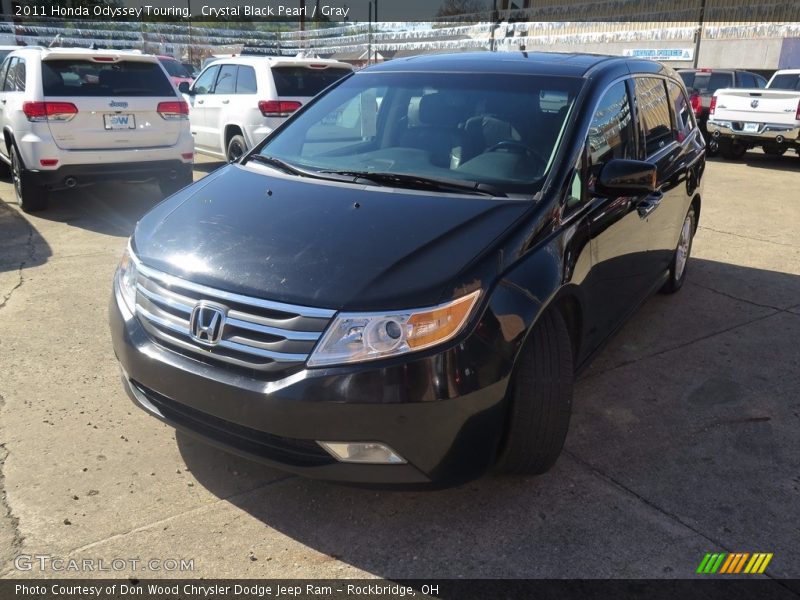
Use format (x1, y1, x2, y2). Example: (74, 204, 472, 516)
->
(706, 69, 800, 160)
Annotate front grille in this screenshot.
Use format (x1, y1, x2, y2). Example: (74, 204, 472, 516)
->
(134, 261, 335, 378)
(130, 380, 335, 467)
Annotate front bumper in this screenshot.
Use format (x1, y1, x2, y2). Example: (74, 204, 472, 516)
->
(109, 288, 515, 486)
(706, 120, 800, 144)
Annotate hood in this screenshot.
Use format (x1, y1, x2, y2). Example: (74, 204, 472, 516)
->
(133, 163, 531, 311)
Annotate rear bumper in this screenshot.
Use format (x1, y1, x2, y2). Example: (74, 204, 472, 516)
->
(706, 120, 800, 143)
(27, 160, 192, 190)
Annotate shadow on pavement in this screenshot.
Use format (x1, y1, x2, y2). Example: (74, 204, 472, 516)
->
(25, 181, 165, 238)
(707, 150, 800, 173)
(0, 200, 51, 274)
(174, 257, 800, 578)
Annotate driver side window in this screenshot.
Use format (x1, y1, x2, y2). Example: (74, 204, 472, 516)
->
(586, 80, 636, 193)
(192, 65, 219, 95)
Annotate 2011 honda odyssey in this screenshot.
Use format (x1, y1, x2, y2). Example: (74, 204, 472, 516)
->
(110, 52, 705, 486)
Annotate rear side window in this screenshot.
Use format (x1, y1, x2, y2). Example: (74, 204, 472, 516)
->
(755, 75, 767, 88)
(667, 81, 694, 141)
(0, 58, 10, 90)
(271, 66, 351, 97)
(3, 58, 24, 92)
(236, 65, 257, 94)
(42, 60, 175, 97)
(214, 64, 237, 94)
(738, 72, 755, 88)
(634, 78, 674, 156)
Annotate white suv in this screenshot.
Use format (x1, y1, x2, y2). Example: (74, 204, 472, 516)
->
(0, 47, 194, 212)
(181, 56, 353, 162)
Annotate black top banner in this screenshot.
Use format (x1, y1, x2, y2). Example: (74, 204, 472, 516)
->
(6, 0, 800, 23)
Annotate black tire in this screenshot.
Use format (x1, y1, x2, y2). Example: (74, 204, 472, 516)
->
(226, 134, 247, 163)
(158, 168, 193, 198)
(494, 309, 573, 475)
(10, 144, 48, 213)
(719, 140, 747, 160)
(661, 206, 696, 295)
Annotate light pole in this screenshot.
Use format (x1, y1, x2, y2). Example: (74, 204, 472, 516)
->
(692, 0, 706, 68)
(187, 0, 192, 65)
(368, 1, 372, 66)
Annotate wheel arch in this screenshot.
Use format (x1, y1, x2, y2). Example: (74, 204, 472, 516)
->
(691, 193, 701, 232)
(224, 124, 245, 149)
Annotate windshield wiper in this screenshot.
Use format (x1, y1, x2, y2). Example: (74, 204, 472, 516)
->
(246, 155, 352, 183)
(319, 170, 508, 198)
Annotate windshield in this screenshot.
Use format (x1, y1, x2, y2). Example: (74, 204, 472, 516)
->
(256, 71, 583, 196)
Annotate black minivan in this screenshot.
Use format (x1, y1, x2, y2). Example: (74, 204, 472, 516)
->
(110, 52, 705, 486)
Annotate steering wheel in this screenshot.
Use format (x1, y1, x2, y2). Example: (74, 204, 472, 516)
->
(486, 140, 547, 164)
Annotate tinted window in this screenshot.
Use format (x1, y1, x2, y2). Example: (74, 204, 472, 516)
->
(260, 72, 583, 195)
(271, 66, 351, 97)
(685, 71, 733, 94)
(192, 65, 219, 94)
(2, 58, 17, 91)
(0, 58, 10, 91)
(635, 78, 674, 156)
(214, 64, 237, 94)
(159, 58, 189, 78)
(769, 73, 800, 90)
(755, 75, 767, 88)
(678, 71, 694, 89)
(236, 65, 257, 94)
(667, 81, 694, 141)
(738, 72, 755, 88)
(42, 60, 174, 96)
(587, 81, 636, 167)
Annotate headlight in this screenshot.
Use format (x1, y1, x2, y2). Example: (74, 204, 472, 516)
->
(115, 244, 138, 314)
(307, 290, 481, 367)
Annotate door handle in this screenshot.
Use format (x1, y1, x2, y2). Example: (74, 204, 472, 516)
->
(637, 191, 663, 219)
(0, 99, 5, 104)
(221, 99, 230, 104)
(196, 99, 204, 105)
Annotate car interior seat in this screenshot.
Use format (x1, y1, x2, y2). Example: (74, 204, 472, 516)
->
(398, 92, 466, 168)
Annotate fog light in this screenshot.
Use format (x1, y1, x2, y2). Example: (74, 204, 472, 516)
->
(317, 442, 406, 464)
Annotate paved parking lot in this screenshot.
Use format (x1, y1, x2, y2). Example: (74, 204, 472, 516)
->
(0, 153, 798, 579)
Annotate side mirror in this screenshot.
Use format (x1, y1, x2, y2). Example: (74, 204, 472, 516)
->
(178, 81, 192, 94)
(597, 159, 657, 196)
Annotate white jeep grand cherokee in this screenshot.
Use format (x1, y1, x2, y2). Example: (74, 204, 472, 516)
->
(0, 47, 194, 212)
(182, 56, 353, 162)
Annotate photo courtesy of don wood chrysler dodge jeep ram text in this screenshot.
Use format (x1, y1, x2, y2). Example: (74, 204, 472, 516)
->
(110, 52, 705, 487)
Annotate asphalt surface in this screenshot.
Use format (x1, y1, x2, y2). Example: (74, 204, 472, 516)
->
(0, 152, 798, 579)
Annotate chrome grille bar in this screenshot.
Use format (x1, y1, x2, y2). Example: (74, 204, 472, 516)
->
(133, 263, 334, 373)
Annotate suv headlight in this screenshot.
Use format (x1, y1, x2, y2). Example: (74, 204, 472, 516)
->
(307, 290, 481, 367)
(115, 244, 138, 315)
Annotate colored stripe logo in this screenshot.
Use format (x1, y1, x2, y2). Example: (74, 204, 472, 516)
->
(697, 552, 773, 574)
